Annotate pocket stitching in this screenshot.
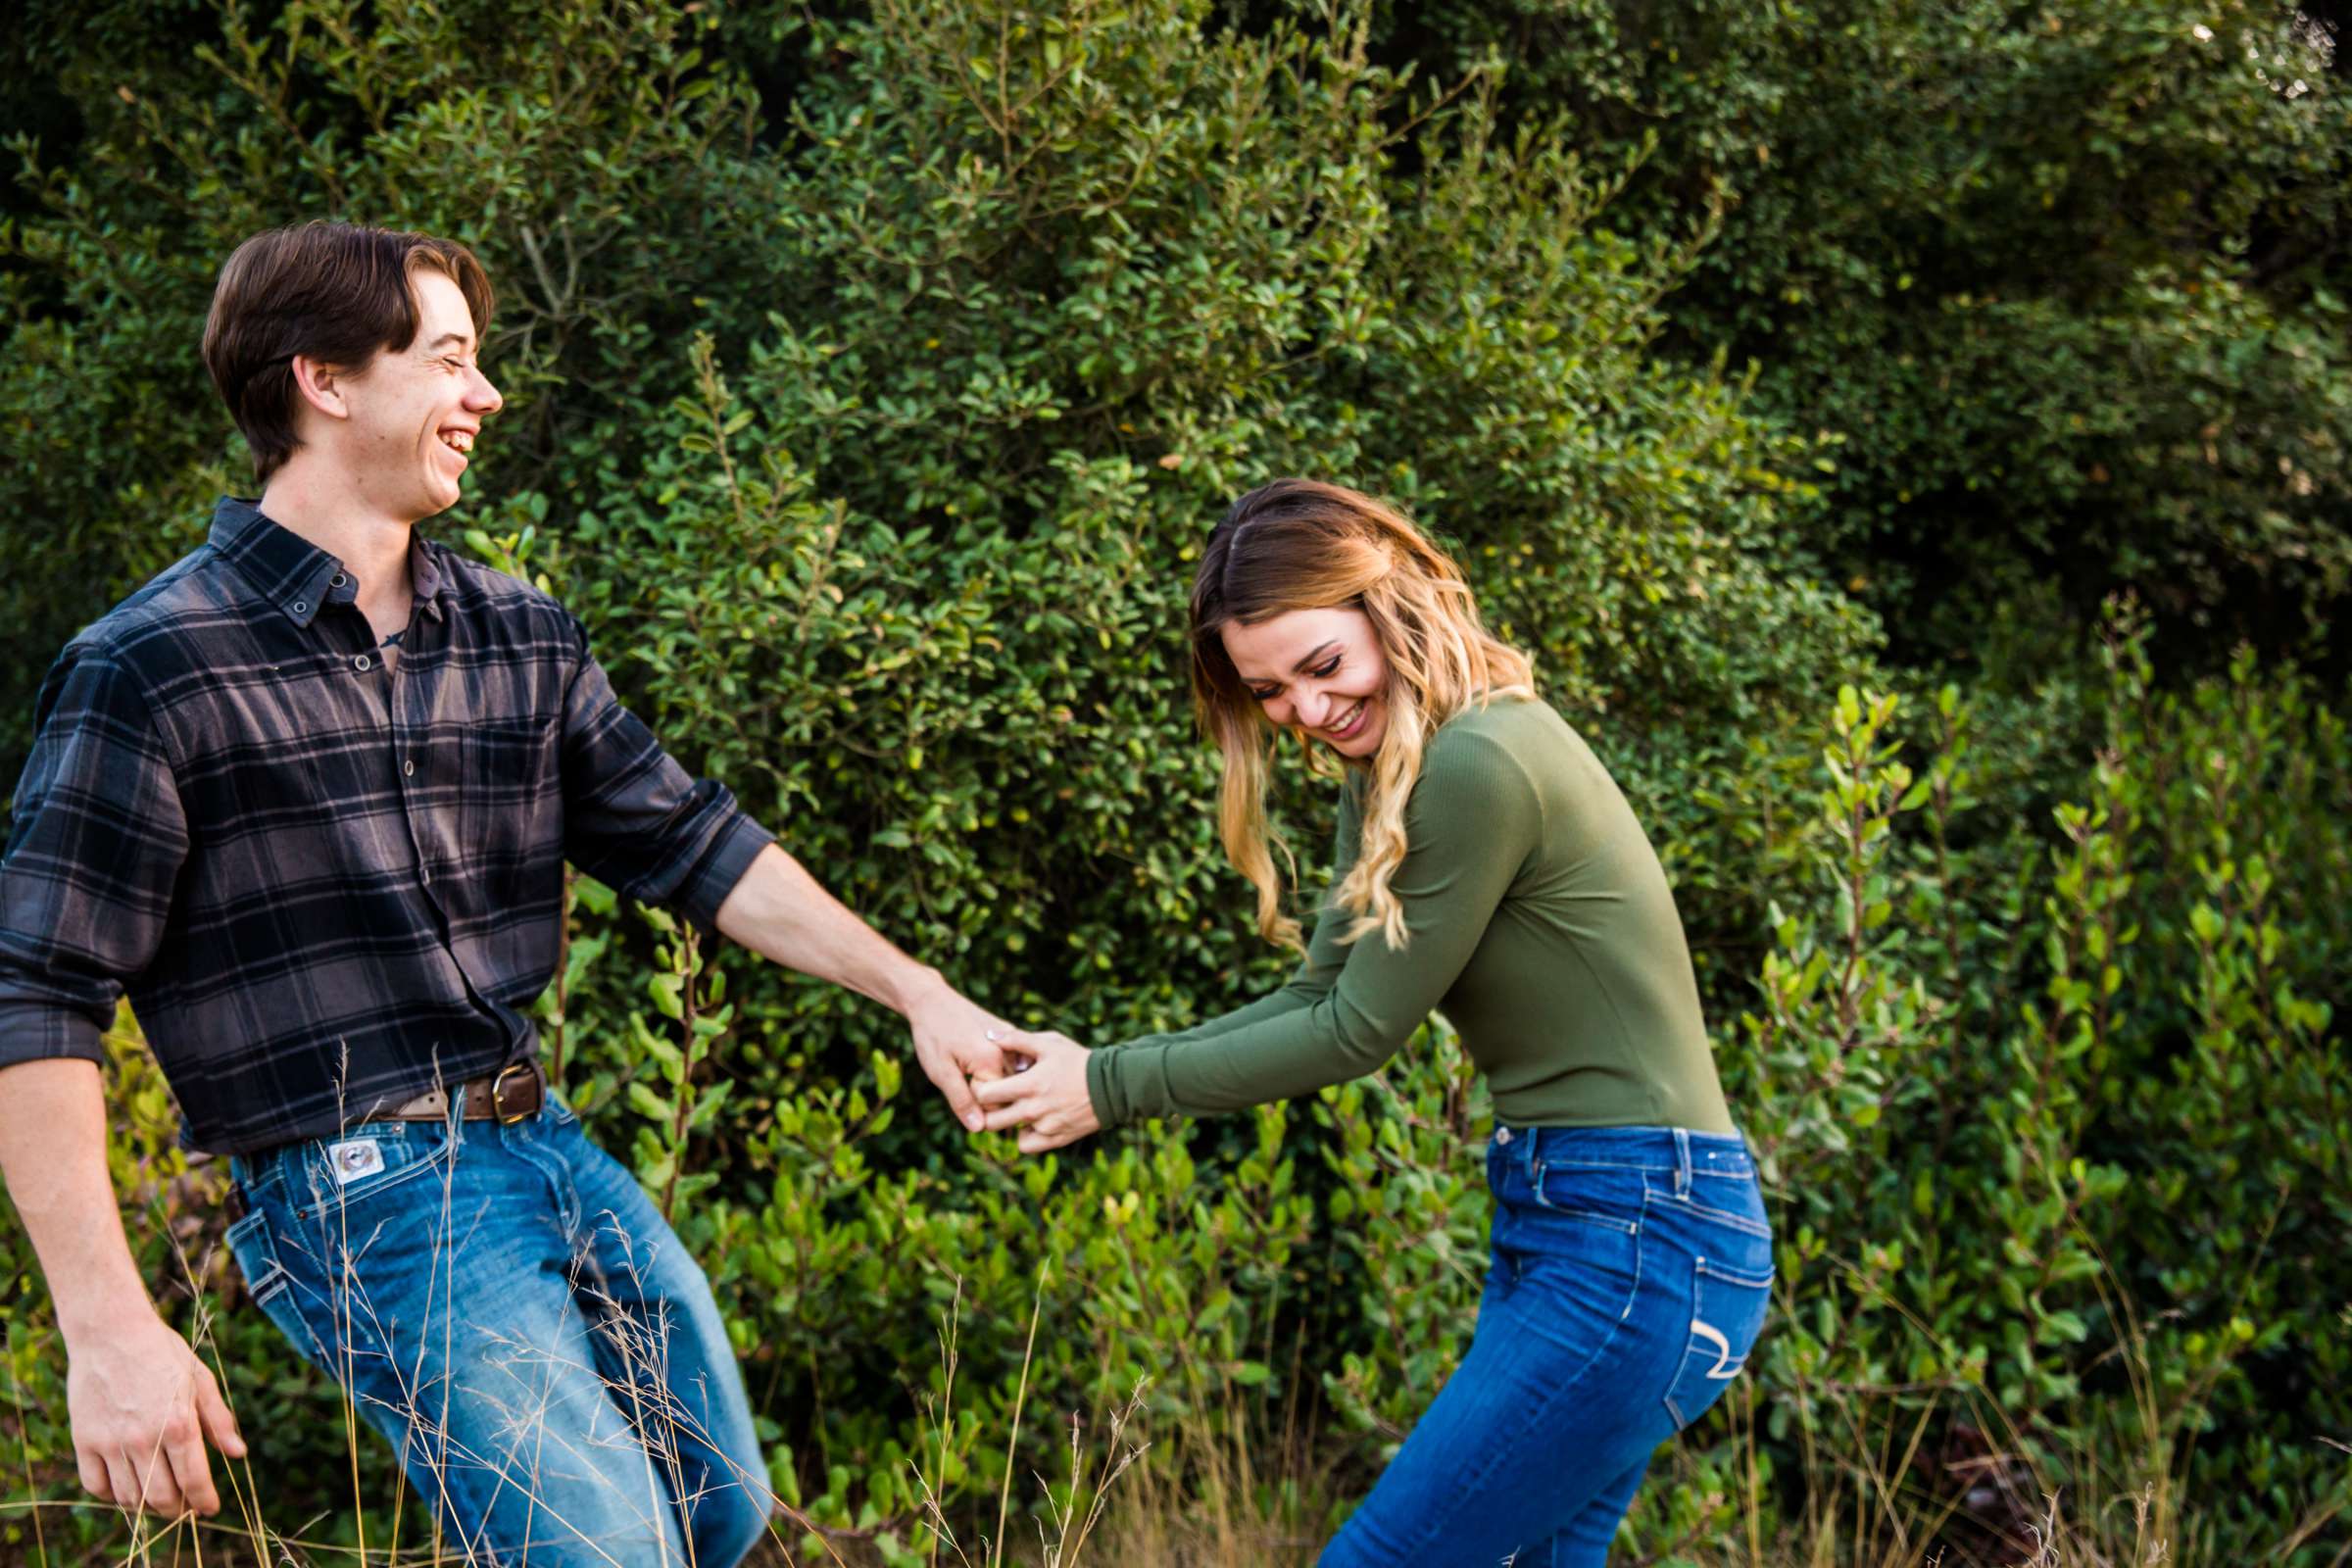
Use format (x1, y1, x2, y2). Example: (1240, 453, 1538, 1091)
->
(1533, 1204, 1640, 1236)
(225, 1209, 291, 1305)
(1695, 1258, 1775, 1289)
(291, 1129, 461, 1220)
(1529, 1156, 1644, 1234)
(1681, 1196, 1773, 1238)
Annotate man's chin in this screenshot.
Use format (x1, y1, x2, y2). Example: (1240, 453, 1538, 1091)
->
(416, 479, 465, 520)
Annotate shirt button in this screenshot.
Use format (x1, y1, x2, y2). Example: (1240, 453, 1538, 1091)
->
(403, 760, 416, 777)
(331, 572, 348, 588)
(292, 601, 308, 614)
(354, 654, 372, 672)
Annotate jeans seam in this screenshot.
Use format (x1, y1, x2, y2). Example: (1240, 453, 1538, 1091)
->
(509, 1128, 583, 1243)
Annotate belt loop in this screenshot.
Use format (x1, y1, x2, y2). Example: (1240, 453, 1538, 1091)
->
(1673, 1127, 1692, 1199)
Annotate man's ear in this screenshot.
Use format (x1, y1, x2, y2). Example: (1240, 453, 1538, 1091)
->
(289, 355, 351, 423)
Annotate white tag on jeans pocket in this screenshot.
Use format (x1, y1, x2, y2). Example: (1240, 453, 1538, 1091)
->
(326, 1138, 385, 1185)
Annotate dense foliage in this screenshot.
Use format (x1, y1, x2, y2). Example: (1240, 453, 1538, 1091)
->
(1395, 0, 2352, 666)
(2, 1, 2345, 1563)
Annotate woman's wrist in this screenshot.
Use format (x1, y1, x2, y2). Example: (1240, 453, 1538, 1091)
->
(1083, 1044, 1126, 1131)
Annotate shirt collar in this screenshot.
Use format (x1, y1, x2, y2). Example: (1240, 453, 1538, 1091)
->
(209, 496, 452, 628)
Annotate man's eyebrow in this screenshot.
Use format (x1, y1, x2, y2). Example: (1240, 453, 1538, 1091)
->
(423, 332, 475, 351)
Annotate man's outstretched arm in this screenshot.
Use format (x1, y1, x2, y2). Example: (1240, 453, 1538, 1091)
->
(0, 1058, 246, 1517)
(550, 617, 1010, 1127)
(713, 843, 1010, 1130)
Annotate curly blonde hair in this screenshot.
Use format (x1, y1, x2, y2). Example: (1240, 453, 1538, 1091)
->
(1190, 478, 1534, 951)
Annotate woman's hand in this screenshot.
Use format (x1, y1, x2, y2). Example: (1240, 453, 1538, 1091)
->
(973, 1029, 1102, 1154)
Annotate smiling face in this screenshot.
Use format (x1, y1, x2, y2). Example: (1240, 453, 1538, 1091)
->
(1221, 606, 1392, 759)
(332, 269, 503, 522)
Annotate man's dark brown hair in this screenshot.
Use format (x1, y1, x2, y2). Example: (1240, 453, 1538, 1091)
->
(202, 221, 495, 480)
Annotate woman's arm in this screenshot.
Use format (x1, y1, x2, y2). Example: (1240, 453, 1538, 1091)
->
(986, 726, 1542, 1144)
(1098, 800, 1360, 1055)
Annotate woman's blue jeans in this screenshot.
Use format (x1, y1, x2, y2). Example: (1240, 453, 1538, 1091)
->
(1320, 1125, 1775, 1568)
(224, 1090, 770, 1567)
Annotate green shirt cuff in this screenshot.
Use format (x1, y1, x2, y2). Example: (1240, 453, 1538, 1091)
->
(1086, 1044, 1128, 1129)
(1088, 1039, 1180, 1128)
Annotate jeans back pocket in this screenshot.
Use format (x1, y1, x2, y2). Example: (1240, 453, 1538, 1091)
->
(1663, 1255, 1774, 1430)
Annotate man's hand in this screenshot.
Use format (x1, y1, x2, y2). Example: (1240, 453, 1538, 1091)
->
(973, 1029, 1102, 1153)
(67, 1308, 245, 1519)
(1, 1059, 247, 1521)
(901, 973, 1015, 1132)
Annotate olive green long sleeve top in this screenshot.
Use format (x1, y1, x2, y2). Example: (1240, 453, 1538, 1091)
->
(1085, 695, 1735, 1135)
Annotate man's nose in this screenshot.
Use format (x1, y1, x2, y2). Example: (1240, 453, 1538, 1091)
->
(467, 367, 505, 415)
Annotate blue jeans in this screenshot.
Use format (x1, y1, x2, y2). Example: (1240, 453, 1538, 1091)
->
(1320, 1125, 1774, 1568)
(224, 1090, 770, 1567)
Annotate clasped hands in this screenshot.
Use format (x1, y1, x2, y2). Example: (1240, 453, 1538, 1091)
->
(974, 1027, 1099, 1154)
(900, 978, 1098, 1153)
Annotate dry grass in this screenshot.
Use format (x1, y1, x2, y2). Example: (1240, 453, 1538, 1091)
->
(1, 1149, 2301, 1568)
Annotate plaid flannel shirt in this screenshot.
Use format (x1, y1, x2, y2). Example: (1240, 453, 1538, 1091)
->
(0, 498, 774, 1154)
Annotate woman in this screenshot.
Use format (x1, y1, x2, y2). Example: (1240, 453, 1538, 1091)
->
(976, 478, 1772, 1567)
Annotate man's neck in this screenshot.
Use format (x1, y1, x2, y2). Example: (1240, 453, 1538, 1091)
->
(258, 458, 416, 626)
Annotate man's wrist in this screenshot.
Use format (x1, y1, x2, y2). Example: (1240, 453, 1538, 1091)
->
(887, 962, 955, 1021)
(57, 1283, 163, 1352)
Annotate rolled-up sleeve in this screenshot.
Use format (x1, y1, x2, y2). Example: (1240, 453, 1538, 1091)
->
(0, 647, 188, 1069)
(556, 613, 774, 926)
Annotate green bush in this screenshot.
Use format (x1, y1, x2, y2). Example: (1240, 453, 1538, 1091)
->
(1393, 0, 2352, 660)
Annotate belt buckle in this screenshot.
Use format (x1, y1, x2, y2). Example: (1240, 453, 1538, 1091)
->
(491, 1061, 538, 1125)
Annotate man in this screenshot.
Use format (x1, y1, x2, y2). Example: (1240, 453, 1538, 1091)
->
(0, 221, 1012, 1565)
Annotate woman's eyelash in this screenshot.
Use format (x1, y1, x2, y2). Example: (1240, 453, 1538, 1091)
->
(1250, 658, 1343, 700)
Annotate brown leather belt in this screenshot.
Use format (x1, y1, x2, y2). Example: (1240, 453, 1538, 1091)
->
(376, 1059, 546, 1124)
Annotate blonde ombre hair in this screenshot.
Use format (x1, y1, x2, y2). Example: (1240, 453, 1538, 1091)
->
(1190, 478, 1535, 951)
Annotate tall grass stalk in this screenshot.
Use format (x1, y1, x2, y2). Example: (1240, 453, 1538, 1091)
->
(8, 1320, 49, 1568)
(992, 1266, 1047, 1568)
